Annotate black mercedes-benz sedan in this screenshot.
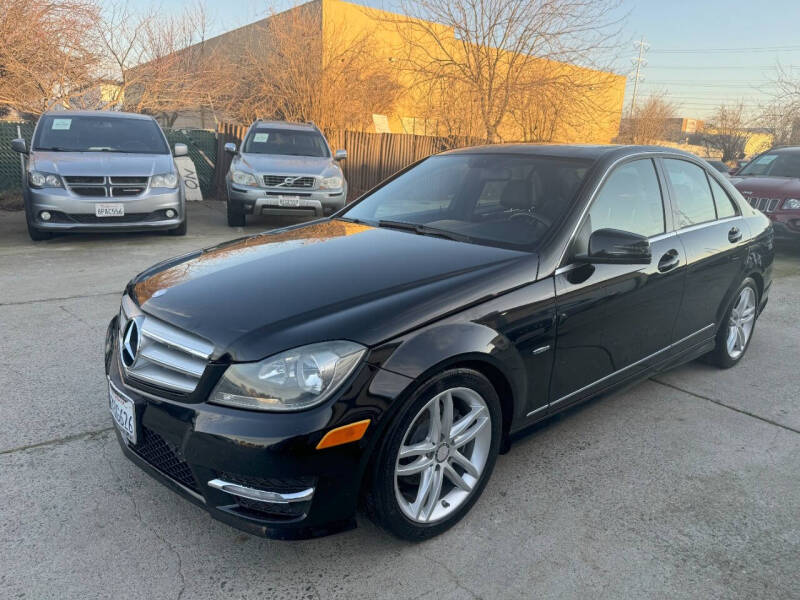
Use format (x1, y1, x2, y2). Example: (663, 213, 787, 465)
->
(105, 145, 774, 541)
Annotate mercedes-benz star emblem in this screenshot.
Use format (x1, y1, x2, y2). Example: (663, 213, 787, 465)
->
(121, 317, 142, 368)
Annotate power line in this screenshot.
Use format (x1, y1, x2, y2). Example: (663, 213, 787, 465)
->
(629, 36, 649, 117)
(649, 44, 800, 54)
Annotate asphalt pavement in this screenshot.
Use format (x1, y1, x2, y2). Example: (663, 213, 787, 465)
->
(1, 202, 798, 600)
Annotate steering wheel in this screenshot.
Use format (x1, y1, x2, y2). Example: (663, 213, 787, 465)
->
(509, 211, 551, 228)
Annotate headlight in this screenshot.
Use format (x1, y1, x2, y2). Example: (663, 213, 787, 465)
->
(151, 172, 178, 188)
(232, 169, 258, 186)
(319, 175, 343, 190)
(782, 198, 800, 210)
(28, 171, 62, 188)
(210, 341, 366, 412)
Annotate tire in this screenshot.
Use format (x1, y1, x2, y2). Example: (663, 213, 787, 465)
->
(366, 368, 502, 541)
(227, 199, 245, 227)
(708, 277, 759, 368)
(167, 219, 187, 236)
(27, 222, 52, 241)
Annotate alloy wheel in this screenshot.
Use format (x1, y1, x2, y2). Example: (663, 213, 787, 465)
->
(726, 286, 756, 359)
(394, 387, 492, 524)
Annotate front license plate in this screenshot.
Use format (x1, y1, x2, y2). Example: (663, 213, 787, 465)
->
(109, 385, 137, 444)
(276, 196, 301, 207)
(95, 203, 124, 217)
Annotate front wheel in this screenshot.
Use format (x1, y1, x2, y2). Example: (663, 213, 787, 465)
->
(227, 199, 245, 227)
(367, 368, 501, 540)
(167, 219, 187, 236)
(709, 277, 759, 368)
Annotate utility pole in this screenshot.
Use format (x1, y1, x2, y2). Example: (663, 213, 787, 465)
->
(629, 37, 649, 118)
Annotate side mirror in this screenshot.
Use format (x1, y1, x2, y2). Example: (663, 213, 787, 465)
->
(173, 143, 188, 157)
(575, 228, 651, 265)
(224, 142, 237, 154)
(11, 138, 27, 154)
(334, 149, 347, 161)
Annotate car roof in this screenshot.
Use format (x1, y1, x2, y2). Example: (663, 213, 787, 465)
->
(40, 110, 156, 120)
(440, 143, 698, 162)
(252, 120, 317, 131)
(760, 146, 800, 154)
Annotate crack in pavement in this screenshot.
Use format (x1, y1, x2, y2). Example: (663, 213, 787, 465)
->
(0, 426, 114, 456)
(0, 290, 120, 307)
(650, 378, 800, 435)
(103, 440, 188, 600)
(421, 551, 481, 599)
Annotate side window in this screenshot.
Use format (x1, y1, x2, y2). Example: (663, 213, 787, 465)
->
(663, 159, 717, 228)
(586, 159, 665, 238)
(708, 176, 738, 219)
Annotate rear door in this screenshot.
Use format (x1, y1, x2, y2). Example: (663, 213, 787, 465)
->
(550, 157, 686, 408)
(661, 158, 748, 351)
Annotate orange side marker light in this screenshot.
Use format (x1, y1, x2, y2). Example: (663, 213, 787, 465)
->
(316, 419, 371, 450)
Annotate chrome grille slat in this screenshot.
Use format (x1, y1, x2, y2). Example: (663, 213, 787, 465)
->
(263, 175, 315, 188)
(64, 175, 151, 198)
(748, 197, 780, 213)
(119, 294, 213, 394)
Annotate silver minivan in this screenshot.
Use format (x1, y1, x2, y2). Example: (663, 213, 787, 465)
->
(12, 110, 187, 240)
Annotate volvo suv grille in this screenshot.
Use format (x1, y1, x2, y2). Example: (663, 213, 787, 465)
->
(263, 175, 315, 188)
(119, 295, 213, 394)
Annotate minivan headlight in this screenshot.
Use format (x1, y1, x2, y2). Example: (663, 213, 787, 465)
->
(151, 172, 178, 188)
(320, 175, 343, 190)
(210, 341, 366, 412)
(231, 169, 259, 186)
(28, 171, 63, 188)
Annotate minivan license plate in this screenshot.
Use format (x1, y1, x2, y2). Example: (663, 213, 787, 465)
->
(109, 385, 137, 444)
(95, 203, 125, 217)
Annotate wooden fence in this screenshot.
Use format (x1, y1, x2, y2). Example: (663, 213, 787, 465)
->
(213, 122, 485, 201)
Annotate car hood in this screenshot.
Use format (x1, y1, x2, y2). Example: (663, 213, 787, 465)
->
(30, 151, 174, 176)
(237, 154, 336, 176)
(129, 220, 538, 362)
(730, 176, 800, 198)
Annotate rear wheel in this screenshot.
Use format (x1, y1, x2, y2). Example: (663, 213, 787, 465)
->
(227, 199, 245, 227)
(709, 277, 758, 368)
(367, 368, 501, 540)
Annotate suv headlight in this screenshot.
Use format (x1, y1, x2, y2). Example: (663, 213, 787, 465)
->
(28, 171, 63, 188)
(231, 169, 259, 186)
(150, 172, 178, 189)
(782, 198, 800, 210)
(319, 175, 343, 190)
(210, 341, 366, 412)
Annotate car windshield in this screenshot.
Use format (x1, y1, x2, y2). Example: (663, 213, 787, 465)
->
(33, 115, 169, 154)
(340, 153, 594, 250)
(709, 161, 728, 173)
(243, 128, 330, 157)
(737, 151, 800, 178)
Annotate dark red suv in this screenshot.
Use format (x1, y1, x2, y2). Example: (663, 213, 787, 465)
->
(731, 146, 800, 240)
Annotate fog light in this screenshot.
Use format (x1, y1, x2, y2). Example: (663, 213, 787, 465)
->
(40, 211, 51, 221)
(165, 209, 176, 218)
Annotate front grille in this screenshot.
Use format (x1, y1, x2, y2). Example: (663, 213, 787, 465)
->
(263, 175, 315, 188)
(748, 197, 780, 212)
(120, 295, 213, 394)
(132, 426, 198, 491)
(64, 175, 150, 197)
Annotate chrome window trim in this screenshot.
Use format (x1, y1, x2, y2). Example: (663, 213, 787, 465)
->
(536, 323, 715, 415)
(674, 215, 739, 234)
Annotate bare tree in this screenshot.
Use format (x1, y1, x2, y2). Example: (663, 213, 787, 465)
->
(384, 0, 622, 142)
(224, 3, 402, 132)
(759, 66, 800, 145)
(0, 0, 98, 116)
(618, 94, 676, 144)
(698, 102, 752, 162)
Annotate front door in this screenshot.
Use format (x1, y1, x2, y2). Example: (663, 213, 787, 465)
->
(550, 158, 686, 408)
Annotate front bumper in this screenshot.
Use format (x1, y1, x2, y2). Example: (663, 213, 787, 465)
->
(769, 214, 800, 239)
(104, 317, 411, 539)
(27, 186, 183, 232)
(227, 183, 346, 218)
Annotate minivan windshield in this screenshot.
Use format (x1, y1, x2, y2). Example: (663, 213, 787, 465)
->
(737, 150, 800, 178)
(340, 153, 594, 250)
(33, 115, 169, 154)
(243, 128, 330, 157)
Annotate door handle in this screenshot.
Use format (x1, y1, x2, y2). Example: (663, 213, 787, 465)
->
(658, 249, 680, 273)
(728, 226, 742, 243)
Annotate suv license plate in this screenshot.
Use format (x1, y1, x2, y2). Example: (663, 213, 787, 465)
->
(277, 196, 301, 207)
(95, 203, 125, 217)
(109, 385, 137, 444)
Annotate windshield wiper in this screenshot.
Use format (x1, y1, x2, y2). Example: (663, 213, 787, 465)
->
(377, 219, 471, 243)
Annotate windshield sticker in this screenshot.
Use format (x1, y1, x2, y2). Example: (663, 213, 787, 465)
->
(51, 118, 72, 130)
(253, 133, 269, 143)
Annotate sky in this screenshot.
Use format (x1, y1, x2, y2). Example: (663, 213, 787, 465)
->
(144, 0, 800, 119)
